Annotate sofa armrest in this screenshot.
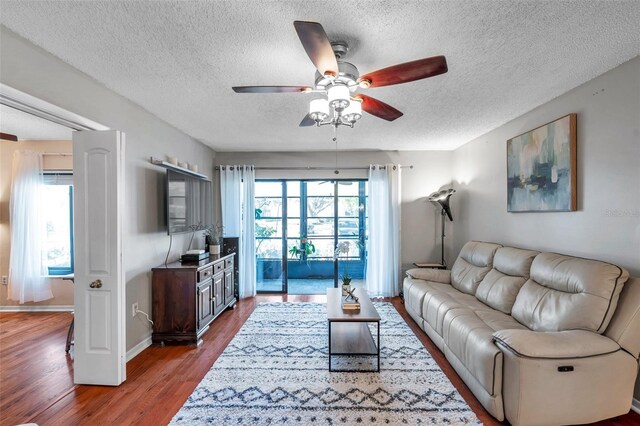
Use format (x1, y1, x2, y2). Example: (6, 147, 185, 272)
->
(493, 329, 620, 359)
(406, 268, 451, 284)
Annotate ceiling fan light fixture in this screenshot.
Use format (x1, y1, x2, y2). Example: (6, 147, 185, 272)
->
(309, 98, 329, 122)
(327, 85, 350, 111)
(342, 98, 362, 123)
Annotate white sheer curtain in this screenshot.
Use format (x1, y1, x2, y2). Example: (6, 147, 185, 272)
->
(8, 150, 52, 303)
(366, 164, 402, 297)
(220, 165, 256, 298)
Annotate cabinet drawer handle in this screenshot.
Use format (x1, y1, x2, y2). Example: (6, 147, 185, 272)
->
(210, 296, 215, 302)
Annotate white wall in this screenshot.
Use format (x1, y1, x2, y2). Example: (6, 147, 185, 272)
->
(214, 150, 455, 270)
(0, 139, 74, 308)
(452, 56, 640, 276)
(0, 26, 216, 351)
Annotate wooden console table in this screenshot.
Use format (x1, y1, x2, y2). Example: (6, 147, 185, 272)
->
(151, 253, 236, 345)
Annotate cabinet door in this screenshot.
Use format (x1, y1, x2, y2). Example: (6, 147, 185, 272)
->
(224, 268, 235, 305)
(197, 279, 214, 330)
(213, 272, 225, 315)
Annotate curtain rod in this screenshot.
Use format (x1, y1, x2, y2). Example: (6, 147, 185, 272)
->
(43, 152, 72, 156)
(215, 165, 413, 171)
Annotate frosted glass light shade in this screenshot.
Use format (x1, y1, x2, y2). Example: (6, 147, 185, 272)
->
(309, 98, 329, 121)
(342, 99, 362, 122)
(327, 85, 350, 110)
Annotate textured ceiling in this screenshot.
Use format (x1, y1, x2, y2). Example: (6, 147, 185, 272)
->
(0, 104, 73, 140)
(1, 1, 639, 151)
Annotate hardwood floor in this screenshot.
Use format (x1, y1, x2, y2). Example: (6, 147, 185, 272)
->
(1, 296, 638, 425)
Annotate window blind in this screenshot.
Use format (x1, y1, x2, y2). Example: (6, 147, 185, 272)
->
(43, 172, 73, 185)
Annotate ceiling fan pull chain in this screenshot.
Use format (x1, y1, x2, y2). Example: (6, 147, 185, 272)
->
(334, 127, 340, 175)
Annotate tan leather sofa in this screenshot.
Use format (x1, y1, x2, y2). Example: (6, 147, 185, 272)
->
(403, 241, 640, 426)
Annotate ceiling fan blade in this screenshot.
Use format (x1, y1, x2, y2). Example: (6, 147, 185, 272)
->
(232, 86, 312, 94)
(293, 21, 339, 77)
(355, 94, 403, 121)
(358, 55, 448, 88)
(299, 114, 316, 127)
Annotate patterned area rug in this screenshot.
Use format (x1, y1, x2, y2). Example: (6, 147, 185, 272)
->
(171, 302, 479, 425)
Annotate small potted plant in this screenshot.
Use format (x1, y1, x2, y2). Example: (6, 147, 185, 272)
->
(204, 222, 224, 255)
(288, 235, 315, 260)
(335, 241, 352, 295)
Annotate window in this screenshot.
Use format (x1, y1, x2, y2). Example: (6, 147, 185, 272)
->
(42, 173, 74, 275)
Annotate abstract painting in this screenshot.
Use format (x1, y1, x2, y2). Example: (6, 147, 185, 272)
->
(507, 114, 576, 212)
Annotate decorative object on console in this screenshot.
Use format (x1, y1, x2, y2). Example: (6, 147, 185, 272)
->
(427, 188, 455, 267)
(205, 222, 224, 254)
(181, 249, 209, 262)
(507, 113, 577, 212)
(335, 241, 352, 295)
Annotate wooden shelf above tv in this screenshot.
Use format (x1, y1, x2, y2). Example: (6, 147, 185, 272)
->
(150, 156, 209, 180)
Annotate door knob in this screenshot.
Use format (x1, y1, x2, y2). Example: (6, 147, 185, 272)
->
(89, 279, 103, 289)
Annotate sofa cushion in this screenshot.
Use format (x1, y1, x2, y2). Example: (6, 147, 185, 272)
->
(493, 247, 539, 278)
(512, 253, 630, 333)
(450, 241, 501, 295)
(604, 277, 640, 358)
(475, 247, 539, 314)
(422, 289, 488, 336)
(442, 306, 527, 397)
(403, 278, 451, 319)
(442, 308, 503, 396)
(406, 268, 451, 284)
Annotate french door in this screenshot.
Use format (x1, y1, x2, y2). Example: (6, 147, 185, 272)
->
(255, 180, 367, 294)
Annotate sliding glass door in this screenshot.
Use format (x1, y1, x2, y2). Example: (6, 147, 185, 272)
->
(255, 182, 285, 292)
(255, 180, 367, 294)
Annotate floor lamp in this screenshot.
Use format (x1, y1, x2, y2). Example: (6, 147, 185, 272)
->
(428, 188, 455, 267)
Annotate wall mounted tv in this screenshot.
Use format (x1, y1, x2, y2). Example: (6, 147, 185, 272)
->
(166, 169, 213, 234)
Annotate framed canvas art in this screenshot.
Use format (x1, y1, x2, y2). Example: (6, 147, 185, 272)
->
(507, 113, 577, 212)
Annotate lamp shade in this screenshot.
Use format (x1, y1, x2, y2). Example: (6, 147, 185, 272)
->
(309, 98, 329, 121)
(327, 85, 350, 110)
(428, 188, 455, 221)
(342, 98, 362, 123)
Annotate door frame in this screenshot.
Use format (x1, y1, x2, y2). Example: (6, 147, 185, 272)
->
(0, 85, 126, 386)
(255, 178, 367, 294)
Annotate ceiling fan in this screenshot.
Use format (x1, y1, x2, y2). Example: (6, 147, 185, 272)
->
(232, 21, 448, 127)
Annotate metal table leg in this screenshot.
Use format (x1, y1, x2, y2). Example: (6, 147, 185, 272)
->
(377, 320, 380, 372)
(65, 315, 74, 353)
(328, 320, 332, 371)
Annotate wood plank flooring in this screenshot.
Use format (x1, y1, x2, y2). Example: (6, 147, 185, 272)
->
(1, 296, 638, 425)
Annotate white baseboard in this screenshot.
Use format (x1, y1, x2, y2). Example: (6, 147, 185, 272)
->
(632, 398, 640, 415)
(126, 334, 152, 362)
(0, 305, 73, 312)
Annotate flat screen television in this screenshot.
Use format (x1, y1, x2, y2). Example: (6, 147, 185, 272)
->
(166, 169, 213, 234)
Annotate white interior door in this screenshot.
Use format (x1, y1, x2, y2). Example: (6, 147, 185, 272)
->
(72, 130, 125, 385)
